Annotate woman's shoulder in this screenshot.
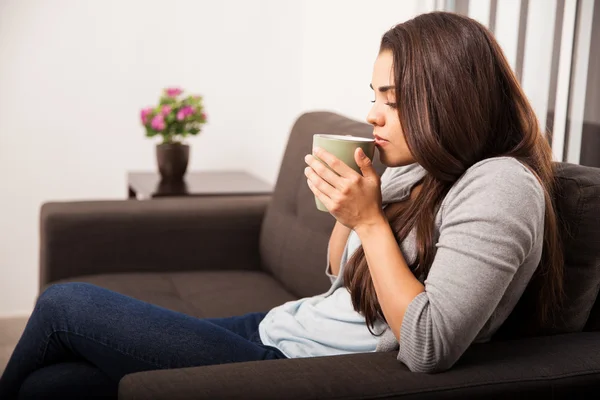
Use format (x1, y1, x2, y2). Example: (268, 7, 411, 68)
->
(466, 156, 538, 176)
(442, 156, 545, 213)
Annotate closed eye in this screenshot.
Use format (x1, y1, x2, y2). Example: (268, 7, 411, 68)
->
(371, 99, 397, 108)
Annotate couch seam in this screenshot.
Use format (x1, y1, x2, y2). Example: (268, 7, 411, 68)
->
(164, 274, 201, 318)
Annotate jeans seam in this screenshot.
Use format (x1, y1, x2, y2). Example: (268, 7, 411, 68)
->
(40, 329, 166, 370)
(36, 333, 52, 368)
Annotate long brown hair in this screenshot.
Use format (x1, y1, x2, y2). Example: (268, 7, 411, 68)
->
(343, 12, 563, 336)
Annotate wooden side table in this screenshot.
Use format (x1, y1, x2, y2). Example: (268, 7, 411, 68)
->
(127, 171, 273, 200)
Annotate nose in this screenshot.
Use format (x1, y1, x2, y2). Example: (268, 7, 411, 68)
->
(366, 105, 383, 127)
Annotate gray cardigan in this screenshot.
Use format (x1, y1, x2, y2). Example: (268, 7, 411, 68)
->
(325, 157, 545, 373)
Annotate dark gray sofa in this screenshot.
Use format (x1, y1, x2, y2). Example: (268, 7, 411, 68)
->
(39, 111, 600, 399)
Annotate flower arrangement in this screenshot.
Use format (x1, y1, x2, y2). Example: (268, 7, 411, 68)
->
(140, 87, 207, 144)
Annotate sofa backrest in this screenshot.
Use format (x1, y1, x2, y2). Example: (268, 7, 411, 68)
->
(558, 163, 600, 331)
(260, 112, 600, 335)
(544, 163, 600, 332)
(259, 112, 385, 298)
(495, 162, 600, 338)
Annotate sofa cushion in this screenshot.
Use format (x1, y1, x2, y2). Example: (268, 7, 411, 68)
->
(554, 162, 600, 332)
(496, 162, 600, 338)
(120, 332, 600, 399)
(259, 112, 386, 298)
(45, 271, 298, 318)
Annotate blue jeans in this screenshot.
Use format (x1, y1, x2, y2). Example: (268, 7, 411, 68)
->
(0, 282, 287, 399)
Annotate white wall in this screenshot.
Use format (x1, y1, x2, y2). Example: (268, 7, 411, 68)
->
(300, 0, 420, 120)
(0, 0, 307, 317)
(0, 0, 421, 317)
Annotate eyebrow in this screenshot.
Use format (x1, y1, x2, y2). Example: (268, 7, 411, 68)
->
(369, 83, 395, 93)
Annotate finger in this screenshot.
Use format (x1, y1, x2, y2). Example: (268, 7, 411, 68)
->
(313, 147, 356, 178)
(304, 166, 337, 198)
(354, 148, 377, 178)
(307, 179, 333, 210)
(305, 154, 342, 189)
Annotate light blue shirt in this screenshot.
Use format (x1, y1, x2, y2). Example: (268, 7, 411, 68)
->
(258, 230, 387, 358)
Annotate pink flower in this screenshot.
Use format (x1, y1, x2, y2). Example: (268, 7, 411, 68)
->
(176, 106, 194, 121)
(201, 112, 207, 121)
(151, 114, 165, 131)
(165, 87, 183, 97)
(161, 105, 172, 115)
(140, 107, 153, 124)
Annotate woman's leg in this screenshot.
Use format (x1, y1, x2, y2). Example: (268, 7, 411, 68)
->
(18, 362, 114, 399)
(15, 312, 282, 400)
(0, 282, 283, 399)
(17, 312, 285, 400)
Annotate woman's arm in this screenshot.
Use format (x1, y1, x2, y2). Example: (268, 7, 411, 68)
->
(355, 158, 545, 373)
(355, 219, 425, 337)
(328, 221, 352, 277)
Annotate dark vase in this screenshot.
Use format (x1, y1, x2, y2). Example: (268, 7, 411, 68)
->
(156, 143, 190, 182)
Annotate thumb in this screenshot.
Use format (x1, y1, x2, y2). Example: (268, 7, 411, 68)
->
(355, 148, 376, 177)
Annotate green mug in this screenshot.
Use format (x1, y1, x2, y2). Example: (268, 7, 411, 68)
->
(312, 134, 376, 212)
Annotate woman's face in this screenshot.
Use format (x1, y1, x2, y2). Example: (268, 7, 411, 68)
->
(367, 50, 415, 167)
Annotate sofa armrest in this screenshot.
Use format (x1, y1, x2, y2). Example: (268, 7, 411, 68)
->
(119, 332, 600, 400)
(40, 195, 270, 290)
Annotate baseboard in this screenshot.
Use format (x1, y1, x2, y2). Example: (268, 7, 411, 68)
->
(0, 310, 31, 320)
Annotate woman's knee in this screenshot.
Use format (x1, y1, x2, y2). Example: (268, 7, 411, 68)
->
(36, 282, 99, 318)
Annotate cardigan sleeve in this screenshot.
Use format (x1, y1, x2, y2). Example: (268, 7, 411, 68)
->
(397, 158, 545, 373)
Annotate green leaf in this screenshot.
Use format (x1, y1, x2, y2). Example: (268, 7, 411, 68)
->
(159, 96, 177, 106)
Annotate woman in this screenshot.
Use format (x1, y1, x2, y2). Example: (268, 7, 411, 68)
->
(0, 11, 563, 398)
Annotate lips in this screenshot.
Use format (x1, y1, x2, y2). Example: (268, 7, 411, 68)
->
(373, 134, 389, 146)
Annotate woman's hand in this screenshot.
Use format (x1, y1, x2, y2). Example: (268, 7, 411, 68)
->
(304, 147, 385, 231)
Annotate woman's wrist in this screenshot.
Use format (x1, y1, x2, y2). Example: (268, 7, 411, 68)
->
(354, 212, 388, 237)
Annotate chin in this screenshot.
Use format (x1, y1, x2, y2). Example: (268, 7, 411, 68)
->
(377, 151, 415, 167)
